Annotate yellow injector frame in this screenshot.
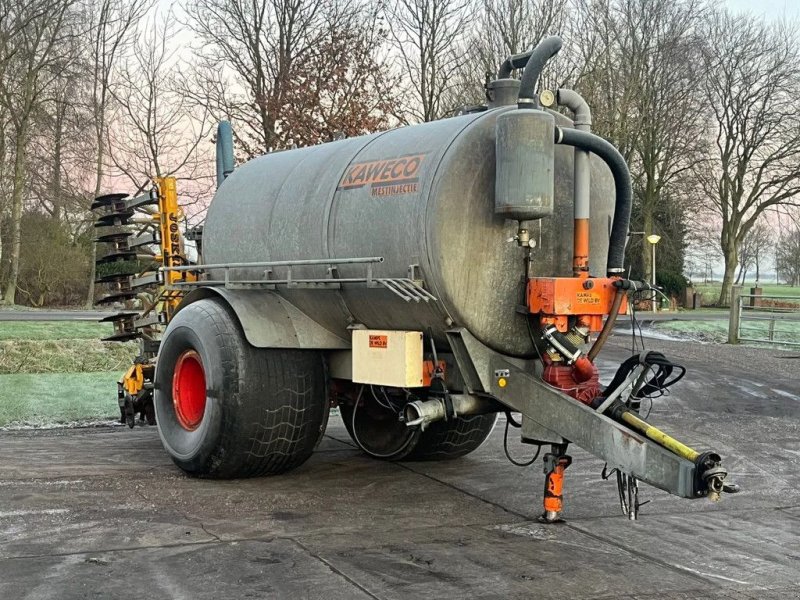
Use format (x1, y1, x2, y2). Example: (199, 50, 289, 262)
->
(93, 176, 197, 427)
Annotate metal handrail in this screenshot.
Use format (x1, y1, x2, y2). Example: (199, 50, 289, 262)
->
(160, 256, 437, 303)
(161, 256, 384, 273)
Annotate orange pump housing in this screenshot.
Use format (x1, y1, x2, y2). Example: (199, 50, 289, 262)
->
(527, 276, 627, 332)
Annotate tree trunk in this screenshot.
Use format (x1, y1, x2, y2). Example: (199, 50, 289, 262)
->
(755, 251, 760, 282)
(642, 210, 653, 282)
(718, 243, 737, 306)
(52, 100, 65, 222)
(0, 123, 5, 273)
(1, 124, 28, 305)
(85, 114, 106, 308)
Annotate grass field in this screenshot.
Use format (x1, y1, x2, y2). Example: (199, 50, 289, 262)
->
(0, 321, 114, 340)
(0, 320, 134, 427)
(654, 318, 800, 346)
(0, 371, 122, 427)
(694, 282, 800, 305)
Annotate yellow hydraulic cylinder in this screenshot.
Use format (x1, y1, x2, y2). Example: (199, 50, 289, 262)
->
(619, 410, 700, 463)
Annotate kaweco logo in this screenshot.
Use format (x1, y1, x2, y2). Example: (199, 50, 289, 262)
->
(338, 153, 425, 197)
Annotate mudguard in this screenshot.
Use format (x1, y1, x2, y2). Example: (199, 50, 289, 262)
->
(175, 288, 350, 349)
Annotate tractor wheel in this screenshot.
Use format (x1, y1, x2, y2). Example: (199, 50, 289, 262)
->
(154, 298, 327, 478)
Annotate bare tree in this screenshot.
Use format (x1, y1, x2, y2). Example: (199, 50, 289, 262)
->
(575, 0, 709, 281)
(109, 11, 213, 202)
(735, 219, 773, 284)
(776, 220, 800, 286)
(700, 12, 800, 305)
(23, 10, 90, 226)
(0, 0, 77, 304)
(683, 200, 723, 281)
(84, 0, 151, 307)
(443, 0, 571, 110)
(386, 0, 473, 122)
(184, 0, 390, 157)
(278, 10, 396, 146)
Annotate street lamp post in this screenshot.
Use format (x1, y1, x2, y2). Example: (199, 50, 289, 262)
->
(647, 234, 661, 312)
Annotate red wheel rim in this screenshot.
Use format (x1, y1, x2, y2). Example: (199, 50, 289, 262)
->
(172, 350, 206, 431)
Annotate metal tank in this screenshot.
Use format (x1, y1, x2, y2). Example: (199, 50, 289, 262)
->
(202, 107, 615, 358)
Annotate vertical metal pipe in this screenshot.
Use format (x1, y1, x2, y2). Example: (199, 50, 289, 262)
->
(728, 285, 743, 344)
(556, 89, 592, 276)
(651, 242, 657, 313)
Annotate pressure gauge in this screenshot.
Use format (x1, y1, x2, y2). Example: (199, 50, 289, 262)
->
(539, 89, 556, 108)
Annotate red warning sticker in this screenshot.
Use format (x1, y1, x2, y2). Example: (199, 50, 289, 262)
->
(368, 335, 388, 349)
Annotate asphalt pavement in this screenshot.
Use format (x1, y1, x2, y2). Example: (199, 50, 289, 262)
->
(1, 333, 799, 599)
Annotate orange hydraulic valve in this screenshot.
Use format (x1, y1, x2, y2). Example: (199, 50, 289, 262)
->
(527, 276, 626, 333)
(541, 450, 572, 523)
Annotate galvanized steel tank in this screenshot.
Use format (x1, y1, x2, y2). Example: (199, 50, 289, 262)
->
(202, 108, 615, 357)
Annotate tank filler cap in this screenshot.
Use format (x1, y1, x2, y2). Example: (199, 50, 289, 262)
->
(539, 90, 556, 108)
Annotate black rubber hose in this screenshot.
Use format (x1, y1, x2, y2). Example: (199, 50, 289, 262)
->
(587, 288, 625, 361)
(517, 36, 563, 108)
(497, 50, 533, 79)
(555, 127, 632, 275)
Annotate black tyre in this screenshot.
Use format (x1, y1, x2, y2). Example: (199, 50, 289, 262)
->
(405, 413, 498, 461)
(339, 401, 421, 460)
(340, 397, 497, 461)
(154, 298, 327, 478)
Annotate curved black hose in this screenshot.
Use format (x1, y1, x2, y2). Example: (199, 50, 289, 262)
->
(587, 288, 625, 361)
(503, 414, 542, 467)
(555, 127, 632, 275)
(517, 36, 563, 108)
(497, 50, 533, 79)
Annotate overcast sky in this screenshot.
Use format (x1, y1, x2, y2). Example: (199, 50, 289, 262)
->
(724, 0, 800, 19)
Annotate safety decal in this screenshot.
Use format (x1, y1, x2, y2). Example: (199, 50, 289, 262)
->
(368, 335, 388, 349)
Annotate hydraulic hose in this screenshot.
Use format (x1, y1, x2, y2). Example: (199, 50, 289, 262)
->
(587, 288, 625, 361)
(518, 36, 563, 109)
(554, 127, 632, 275)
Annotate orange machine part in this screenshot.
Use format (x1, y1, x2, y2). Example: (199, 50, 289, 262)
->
(573, 218, 590, 277)
(422, 360, 447, 387)
(543, 456, 572, 514)
(528, 276, 627, 332)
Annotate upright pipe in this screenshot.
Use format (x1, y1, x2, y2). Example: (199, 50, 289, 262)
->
(554, 127, 632, 275)
(557, 89, 593, 276)
(216, 121, 235, 189)
(517, 36, 563, 109)
(497, 50, 534, 79)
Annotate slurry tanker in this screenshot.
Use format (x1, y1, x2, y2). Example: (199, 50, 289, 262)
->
(94, 36, 734, 521)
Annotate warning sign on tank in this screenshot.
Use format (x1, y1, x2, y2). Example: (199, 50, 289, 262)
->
(338, 153, 425, 197)
(368, 335, 388, 349)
